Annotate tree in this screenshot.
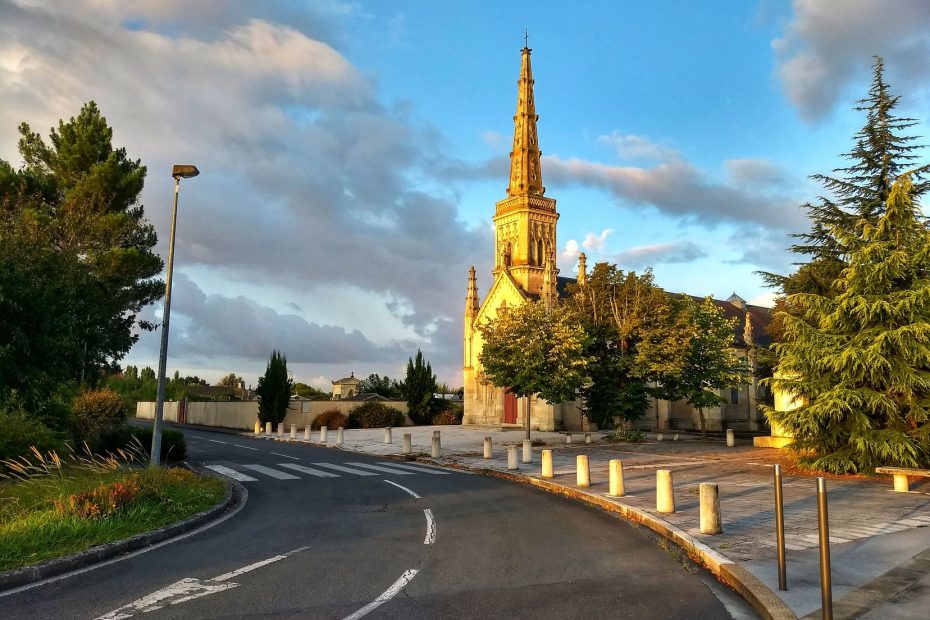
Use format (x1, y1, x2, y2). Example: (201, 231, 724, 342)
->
(292, 382, 329, 400)
(218, 373, 243, 388)
(358, 373, 401, 398)
(769, 175, 930, 473)
(479, 301, 590, 438)
(0, 101, 162, 394)
(255, 350, 292, 427)
(399, 351, 438, 425)
(662, 297, 749, 438)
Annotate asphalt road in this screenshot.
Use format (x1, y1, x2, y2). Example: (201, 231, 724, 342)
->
(1, 427, 754, 619)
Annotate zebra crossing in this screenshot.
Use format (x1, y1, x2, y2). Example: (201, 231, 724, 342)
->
(204, 460, 454, 483)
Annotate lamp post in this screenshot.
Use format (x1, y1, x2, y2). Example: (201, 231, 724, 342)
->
(151, 164, 200, 467)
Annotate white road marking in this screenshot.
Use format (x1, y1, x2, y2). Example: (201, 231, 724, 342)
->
(232, 444, 259, 451)
(203, 465, 258, 482)
(277, 463, 340, 478)
(345, 462, 415, 476)
(311, 462, 378, 476)
(376, 461, 451, 475)
(384, 480, 421, 499)
(270, 452, 300, 460)
(240, 464, 300, 480)
(341, 569, 419, 620)
(424, 509, 436, 544)
(96, 547, 308, 619)
(407, 461, 475, 475)
(207, 439, 228, 445)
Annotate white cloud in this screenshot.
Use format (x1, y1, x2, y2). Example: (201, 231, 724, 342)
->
(612, 241, 708, 270)
(582, 228, 613, 251)
(749, 291, 779, 308)
(598, 132, 677, 162)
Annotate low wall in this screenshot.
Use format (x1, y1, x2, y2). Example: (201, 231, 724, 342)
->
(135, 400, 411, 430)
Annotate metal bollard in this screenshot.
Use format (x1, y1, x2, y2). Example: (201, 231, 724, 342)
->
(576, 455, 590, 487)
(522, 439, 532, 464)
(304, 426, 311, 440)
(656, 469, 675, 513)
(609, 459, 625, 497)
(585, 433, 592, 444)
(656, 432, 664, 442)
(699, 483, 722, 535)
(483, 436, 492, 459)
(507, 445, 518, 470)
(817, 477, 833, 619)
(277, 422, 284, 435)
(254, 421, 261, 434)
(320, 425, 328, 443)
(774, 464, 787, 591)
(336, 427, 344, 445)
(726, 429, 735, 447)
(541, 449, 553, 478)
(290, 424, 297, 439)
(565, 433, 573, 444)
(431, 435, 441, 458)
(384, 427, 392, 444)
(402, 433, 412, 455)
(265, 422, 272, 435)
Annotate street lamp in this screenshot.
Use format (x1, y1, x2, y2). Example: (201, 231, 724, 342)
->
(151, 164, 200, 467)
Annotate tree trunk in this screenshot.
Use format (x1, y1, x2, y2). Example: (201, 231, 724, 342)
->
(698, 407, 707, 438)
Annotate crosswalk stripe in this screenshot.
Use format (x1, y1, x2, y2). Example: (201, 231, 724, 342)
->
(204, 465, 258, 482)
(276, 463, 340, 478)
(311, 462, 378, 476)
(345, 462, 415, 476)
(375, 461, 451, 475)
(240, 464, 300, 480)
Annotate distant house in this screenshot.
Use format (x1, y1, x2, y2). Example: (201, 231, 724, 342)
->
(332, 373, 362, 400)
(342, 392, 391, 402)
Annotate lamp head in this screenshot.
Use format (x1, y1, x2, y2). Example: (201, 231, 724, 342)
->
(172, 164, 200, 179)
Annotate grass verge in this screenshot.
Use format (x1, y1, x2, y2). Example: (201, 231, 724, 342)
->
(0, 466, 225, 572)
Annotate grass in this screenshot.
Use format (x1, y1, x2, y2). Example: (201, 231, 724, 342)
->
(0, 464, 225, 572)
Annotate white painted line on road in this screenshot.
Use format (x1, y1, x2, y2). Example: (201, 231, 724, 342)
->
(345, 462, 415, 476)
(341, 569, 418, 620)
(384, 480, 421, 499)
(407, 461, 475, 475)
(212, 554, 287, 582)
(240, 464, 300, 480)
(311, 462, 378, 476)
(277, 463, 340, 478)
(232, 444, 259, 451)
(376, 461, 451, 475)
(424, 509, 436, 544)
(270, 452, 300, 460)
(208, 439, 228, 444)
(204, 465, 258, 482)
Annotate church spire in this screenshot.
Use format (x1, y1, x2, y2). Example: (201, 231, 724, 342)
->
(506, 43, 544, 197)
(465, 266, 480, 318)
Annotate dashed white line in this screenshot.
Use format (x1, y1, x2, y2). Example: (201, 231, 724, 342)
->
(423, 509, 436, 545)
(232, 444, 259, 451)
(384, 480, 421, 499)
(270, 452, 300, 460)
(341, 569, 418, 620)
(208, 439, 228, 445)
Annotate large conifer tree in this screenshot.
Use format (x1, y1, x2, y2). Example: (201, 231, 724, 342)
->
(770, 175, 930, 473)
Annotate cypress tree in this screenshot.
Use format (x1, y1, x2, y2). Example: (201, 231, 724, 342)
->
(400, 349, 438, 425)
(256, 350, 292, 426)
(770, 175, 930, 473)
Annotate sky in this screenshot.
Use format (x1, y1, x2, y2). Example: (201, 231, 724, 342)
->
(2, 1, 930, 390)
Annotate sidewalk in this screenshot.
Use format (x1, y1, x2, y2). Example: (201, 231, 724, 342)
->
(250, 425, 930, 619)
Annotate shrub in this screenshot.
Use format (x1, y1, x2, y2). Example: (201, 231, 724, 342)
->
(95, 426, 187, 462)
(430, 410, 461, 425)
(55, 475, 146, 519)
(0, 407, 64, 466)
(311, 409, 347, 430)
(604, 429, 645, 443)
(347, 402, 404, 429)
(72, 388, 127, 443)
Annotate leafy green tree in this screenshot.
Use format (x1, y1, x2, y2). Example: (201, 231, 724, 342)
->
(218, 373, 243, 388)
(769, 175, 930, 473)
(292, 382, 329, 400)
(479, 301, 590, 438)
(662, 297, 749, 438)
(358, 373, 401, 398)
(255, 350, 293, 427)
(399, 351, 438, 425)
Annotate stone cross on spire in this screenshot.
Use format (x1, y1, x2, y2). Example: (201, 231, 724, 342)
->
(506, 42, 544, 197)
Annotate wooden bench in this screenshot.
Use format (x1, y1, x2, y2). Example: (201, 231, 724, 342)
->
(875, 467, 930, 492)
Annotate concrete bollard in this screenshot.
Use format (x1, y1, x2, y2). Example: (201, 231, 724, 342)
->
(433, 429, 440, 438)
(290, 424, 297, 439)
(726, 429, 735, 447)
(402, 433, 412, 454)
(431, 435, 441, 458)
(304, 426, 311, 440)
(384, 427, 392, 444)
(336, 427, 344, 446)
(483, 436, 492, 459)
(585, 433, 592, 444)
(656, 432, 664, 442)
(565, 433, 573, 444)
(541, 449, 554, 478)
(320, 426, 328, 443)
(700, 483, 722, 535)
(522, 439, 532, 463)
(576, 455, 590, 487)
(656, 469, 675, 513)
(265, 422, 272, 435)
(507, 445, 518, 470)
(673, 433, 679, 442)
(254, 421, 261, 434)
(609, 459, 625, 497)
(276, 422, 284, 435)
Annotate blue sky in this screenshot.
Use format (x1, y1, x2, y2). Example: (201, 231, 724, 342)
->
(2, 1, 929, 388)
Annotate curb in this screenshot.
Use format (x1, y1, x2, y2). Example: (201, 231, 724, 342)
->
(426, 460, 797, 620)
(0, 467, 244, 593)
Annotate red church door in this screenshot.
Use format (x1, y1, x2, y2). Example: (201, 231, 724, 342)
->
(503, 389, 518, 424)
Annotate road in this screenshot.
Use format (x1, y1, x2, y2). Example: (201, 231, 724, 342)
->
(1, 427, 754, 619)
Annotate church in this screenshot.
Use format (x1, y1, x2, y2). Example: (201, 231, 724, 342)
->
(462, 44, 772, 433)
